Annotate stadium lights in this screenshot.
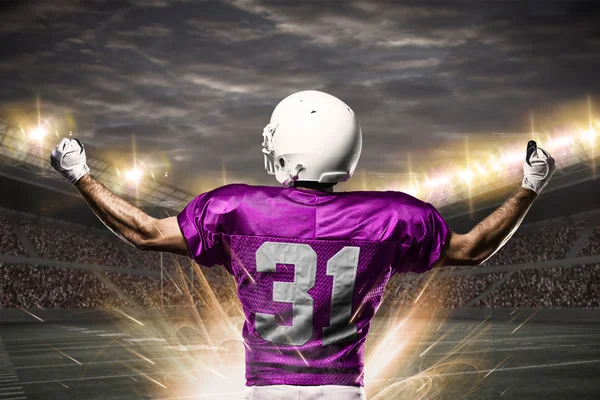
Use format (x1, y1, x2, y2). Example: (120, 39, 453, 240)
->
(404, 186, 419, 197)
(485, 155, 500, 172)
(473, 161, 487, 176)
(424, 176, 450, 188)
(29, 126, 47, 141)
(125, 168, 143, 184)
(548, 135, 574, 150)
(459, 169, 474, 184)
(581, 128, 596, 145)
(500, 150, 522, 165)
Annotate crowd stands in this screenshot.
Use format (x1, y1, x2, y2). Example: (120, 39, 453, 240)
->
(0, 217, 26, 256)
(124, 247, 189, 272)
(481, 219, 586, 267)
(1, 263, 167, 308)
(1, 214, 600, 310)
(475, 264, 600, 308)
(1, 260, 501, 310)
(0, 262, 236, 310)
(2, 260, 599, 309)
(21, 222, 134, 268)
(384, 272, 504, 308)
(580, 221, 600, 256)
(0, 215, 598, 271)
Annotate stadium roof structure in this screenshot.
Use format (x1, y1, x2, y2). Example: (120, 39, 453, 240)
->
(362, 129, 600, 217)
(0, 119, 195, 214)
(436, 141, 600, 218)
(1, 118, 599, 219)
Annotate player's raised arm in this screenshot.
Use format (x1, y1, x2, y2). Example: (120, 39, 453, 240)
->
(49, 138, 189, 256)
(440, 141, 556, 267)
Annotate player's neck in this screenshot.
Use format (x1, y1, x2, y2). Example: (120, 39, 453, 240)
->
(294, 182, 335, 193)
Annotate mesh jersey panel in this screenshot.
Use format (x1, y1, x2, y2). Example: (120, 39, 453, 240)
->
(177, 184, 450, 386)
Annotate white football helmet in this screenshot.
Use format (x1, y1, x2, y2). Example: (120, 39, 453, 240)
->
(262, 90, 362, 187)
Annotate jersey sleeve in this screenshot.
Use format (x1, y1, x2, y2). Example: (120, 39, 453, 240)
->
(177, 190, 228, 268)
(393, 202, 451, 274)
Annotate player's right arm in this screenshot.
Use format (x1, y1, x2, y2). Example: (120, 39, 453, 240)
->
(439, 141, 555, 267)
(49, 138, 189, 256)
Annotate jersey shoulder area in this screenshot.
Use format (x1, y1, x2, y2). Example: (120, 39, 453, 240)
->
(191, 184, 440, 241)
(200, 184, 432, 215)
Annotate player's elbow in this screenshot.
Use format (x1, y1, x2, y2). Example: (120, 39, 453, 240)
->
(450, 253, 487, 267)
(132, 237, 152, 251)
(463, 241, 494, 266)
(463, 253, 487, 267)
(128, 231, 153, 251)
(446, 250, 485, 267)
(132, 216, 186, 255)
(444, 232, 487, 267)
(133, 217, 161, 251)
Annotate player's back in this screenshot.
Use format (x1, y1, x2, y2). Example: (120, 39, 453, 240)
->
(177, 184, 449, 387)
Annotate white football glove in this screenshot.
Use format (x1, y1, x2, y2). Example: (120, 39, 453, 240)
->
(522, 140, 555, 195)
(50, 138, 90, 184)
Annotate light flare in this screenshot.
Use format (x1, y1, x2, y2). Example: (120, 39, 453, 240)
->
(113, 309, 144, 326)
(125, 168, 144, 184)
(29, 126, 47, 141)
(511, 309, 540, 334)
(19, 308, 44, 322)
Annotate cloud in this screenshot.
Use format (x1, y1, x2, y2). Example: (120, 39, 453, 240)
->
(186, 20, 273, 43)
(0, 0, 89, 33)
(0, 0, 599, 191)
(117, 24, 172, 37)
(127, 0, 188, 8)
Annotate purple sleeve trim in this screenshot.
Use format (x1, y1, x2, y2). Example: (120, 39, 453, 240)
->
(177, 207, 199, 261)
(424, 202, 451, 272)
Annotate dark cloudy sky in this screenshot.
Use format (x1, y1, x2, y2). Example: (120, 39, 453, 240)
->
(1, 0, 599, 193)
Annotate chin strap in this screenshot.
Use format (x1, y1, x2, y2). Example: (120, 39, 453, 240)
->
(282, 163, 304, 187)
(261, 123, 277, 175)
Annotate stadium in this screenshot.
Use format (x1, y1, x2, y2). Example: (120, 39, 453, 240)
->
(2, 1, 600, 399)
(1, 107, 600, 400)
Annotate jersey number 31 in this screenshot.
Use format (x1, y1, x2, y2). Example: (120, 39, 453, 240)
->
(255, 242, 359, 347)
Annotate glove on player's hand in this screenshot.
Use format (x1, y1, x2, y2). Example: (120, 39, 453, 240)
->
(50, 138, 90, 184)
(522, 140, 555, 195)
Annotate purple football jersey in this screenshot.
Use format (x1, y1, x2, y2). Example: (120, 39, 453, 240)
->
(177, 184, 449, 387)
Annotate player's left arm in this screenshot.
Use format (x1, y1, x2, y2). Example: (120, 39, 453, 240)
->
(50, 138, 189, 256)
(437, 187, 537, 267)
(437, 141, 555, 267)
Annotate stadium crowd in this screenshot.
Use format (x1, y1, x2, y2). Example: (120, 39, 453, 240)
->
(2, 260, 600, 310)
(21, 222, 134, 267)
(480, 219, 586, 266)
(475, 264, 600, 308)
(383, 272, 505, 308)
(0, 263, 235, 310)
(1, 216, 597, 271)
(0, 217, 26, 256)
(1, 214, 600, 310)
(580, 221, 600, 256)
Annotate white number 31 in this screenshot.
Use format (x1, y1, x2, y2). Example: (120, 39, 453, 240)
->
(255, 242, 359, 346)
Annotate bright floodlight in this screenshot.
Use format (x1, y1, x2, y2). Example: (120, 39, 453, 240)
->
(125, 168, 143, 184)
(501, 150, 522, 164)
(424, 176, 450, 188)
(29, 126, 47, 140)
(581, 129, 596, 145)
(548, 135, 574, 150)
(404, 186, 419, 197)
(459, 169, 474, 184)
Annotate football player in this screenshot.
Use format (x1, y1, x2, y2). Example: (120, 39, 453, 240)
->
(50, 90, 555, 400)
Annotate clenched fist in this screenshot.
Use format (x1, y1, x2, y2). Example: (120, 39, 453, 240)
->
(50, 138, 90, 184)
(522, 140, 555, 195)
